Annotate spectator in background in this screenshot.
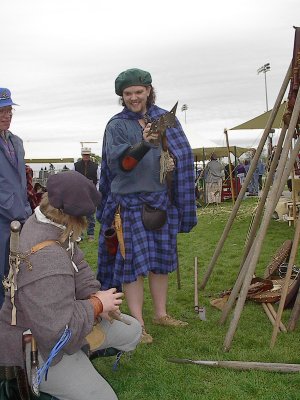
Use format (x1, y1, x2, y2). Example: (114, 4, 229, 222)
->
(236, 159, 246, 186)
(25, 164, 39, 212)
(204, 153, 224, 204)
(248, 151, 259, 196)
(0, 88, 31, 307)
(74, 147, 99, 242)
(34, 182, 47, 205)
(258, 159, 266, 190)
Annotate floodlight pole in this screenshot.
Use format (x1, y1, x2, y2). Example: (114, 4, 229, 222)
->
(257, 63, 271, 112)
(181, 104, 188, 124)
(257, 63, 272, 157)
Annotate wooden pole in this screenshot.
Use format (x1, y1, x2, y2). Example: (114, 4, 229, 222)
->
(223, 89, 300, 351)
(200, 61, 292, 290)
(234, 146, 238, 196)
(168, 358, 300, 373)
(262, 303, 287, 332)
(202, 147, 206, 203)
(194, 257, 199, 313)
(292, 169, 297, 226)
(270, 214, 300, 348)
(288, 285, 300, 331)
(176, 246, 181, 289)
(224, 129, 235, 205)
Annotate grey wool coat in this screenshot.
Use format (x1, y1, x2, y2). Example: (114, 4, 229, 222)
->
(0, 213, 100, 368)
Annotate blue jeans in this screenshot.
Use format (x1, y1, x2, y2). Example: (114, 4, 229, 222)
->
(86, 213, 95, 236)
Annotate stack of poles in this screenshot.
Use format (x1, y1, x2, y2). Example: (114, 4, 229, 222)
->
(200, 60, 300, 350)
(223, 73, 300, 351)
(200, 60, 292, 291)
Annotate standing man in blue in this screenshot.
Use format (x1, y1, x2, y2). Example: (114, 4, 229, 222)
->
(0, 88, 31, 307)
(97, 68, 197, 343)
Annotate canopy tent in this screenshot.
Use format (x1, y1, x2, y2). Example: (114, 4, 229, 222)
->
(25, 158, 75, 163)
(192, 146, 252, 162)
(230, 101, 287, 130)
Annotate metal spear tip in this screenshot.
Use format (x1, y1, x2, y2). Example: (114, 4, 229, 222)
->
(10, 220, 21, 232)
(170, 101, 178, 115)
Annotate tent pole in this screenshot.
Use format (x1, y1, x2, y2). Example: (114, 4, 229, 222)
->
(224, 129, 235, 204)
(288, 284, 300, 331)
(223, 88, 300, 351)
(234, 146, 238, 196)
(200, 60, 292, 290)
(202, 147, 206, 203)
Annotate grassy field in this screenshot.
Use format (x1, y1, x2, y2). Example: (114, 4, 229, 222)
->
(80, 197, 300, 400)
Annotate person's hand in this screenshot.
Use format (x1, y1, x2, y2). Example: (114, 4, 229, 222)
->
(143, 123, 160, 143)
(93, 288, 123, 313)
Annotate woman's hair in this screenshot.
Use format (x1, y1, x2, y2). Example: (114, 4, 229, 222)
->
(120, 86, 156, 107)
(39, 193, 87, 243)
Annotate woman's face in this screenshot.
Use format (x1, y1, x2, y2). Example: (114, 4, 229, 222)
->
(122, 85, 151, 114)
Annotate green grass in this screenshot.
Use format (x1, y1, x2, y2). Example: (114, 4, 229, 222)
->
(80, 198, 300, 400)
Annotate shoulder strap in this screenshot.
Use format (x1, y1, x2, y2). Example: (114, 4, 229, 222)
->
(30, 240, 60, 254)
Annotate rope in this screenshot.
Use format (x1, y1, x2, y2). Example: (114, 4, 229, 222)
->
(35, 325, 72, 386)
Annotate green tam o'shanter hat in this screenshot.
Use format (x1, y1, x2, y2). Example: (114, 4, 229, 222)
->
(115, 68, 152, 96)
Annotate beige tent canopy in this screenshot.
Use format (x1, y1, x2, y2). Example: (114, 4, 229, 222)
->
(192, 146, 252, 162)
(25, 158, 75, 163)
(230, 101, 287, 130)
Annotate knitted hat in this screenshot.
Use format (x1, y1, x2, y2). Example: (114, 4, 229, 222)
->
(115, 68, 152, 96)
(0, 88, 19, 108)
(47, 171, 101, 216)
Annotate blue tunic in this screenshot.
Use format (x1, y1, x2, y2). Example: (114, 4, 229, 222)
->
(105, 119, 165, 194)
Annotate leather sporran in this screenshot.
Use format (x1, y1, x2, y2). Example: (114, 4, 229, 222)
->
(142, 204, 167, 230)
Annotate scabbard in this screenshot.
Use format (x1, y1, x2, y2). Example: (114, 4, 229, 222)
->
(14, 366, 31, 400)
(114, 206, 125, 259)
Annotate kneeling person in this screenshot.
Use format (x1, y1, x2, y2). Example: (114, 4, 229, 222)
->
(0, 171, 141, 400)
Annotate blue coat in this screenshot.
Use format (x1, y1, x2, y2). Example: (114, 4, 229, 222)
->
(0, 131, 31, 306)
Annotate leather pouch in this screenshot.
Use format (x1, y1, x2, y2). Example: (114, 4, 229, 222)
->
(85, 324, 106, 352)
(104, 227, 118, 256)
(142, 204, 167, 230)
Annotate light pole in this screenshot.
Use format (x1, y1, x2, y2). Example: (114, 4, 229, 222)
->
(257, 63, 272, 159)
(257, 63, 270, 112)
(181, 104, 188, 124)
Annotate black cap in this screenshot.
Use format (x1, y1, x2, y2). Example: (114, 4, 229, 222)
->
(47, 171, 102, 216)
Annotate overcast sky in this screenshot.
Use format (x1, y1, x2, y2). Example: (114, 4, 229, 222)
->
(1, 0, 299, 161)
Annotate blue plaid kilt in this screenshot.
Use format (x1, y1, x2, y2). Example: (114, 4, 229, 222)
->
(97, 191, 179, 290)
